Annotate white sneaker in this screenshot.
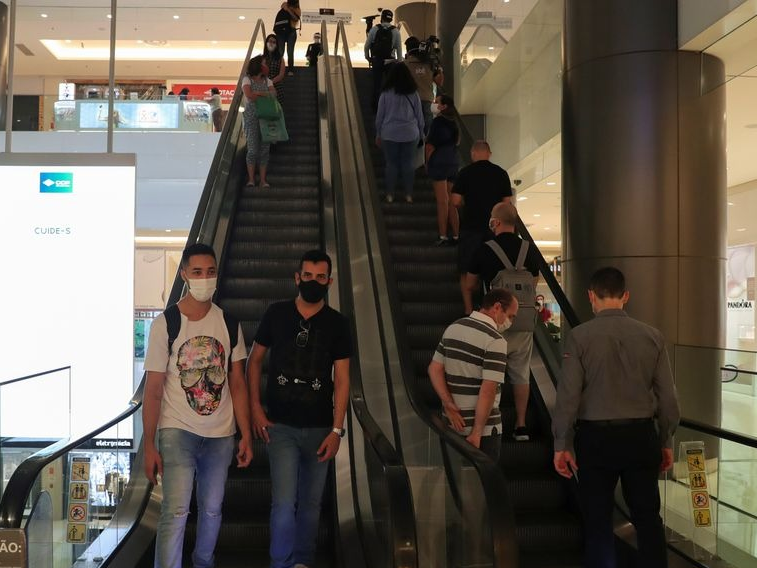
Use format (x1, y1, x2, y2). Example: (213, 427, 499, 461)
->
(293, 564, 309, 568)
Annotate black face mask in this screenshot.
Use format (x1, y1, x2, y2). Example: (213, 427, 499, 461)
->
(298, 280, 328, 303)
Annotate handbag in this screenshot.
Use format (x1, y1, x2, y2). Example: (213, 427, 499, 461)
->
(255, 96, 280, 120)
(260, 112, 289, 143)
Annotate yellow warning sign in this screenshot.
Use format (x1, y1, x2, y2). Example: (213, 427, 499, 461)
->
(71, 457, 90, 481)
(66, 523, 87, 543)
(694, 509, 712, 527)
(689, 472, 707, 489)
(68, 503, 88, 523)
(691, 491, 710, 509)
(686, 450, 705, 472)
(69, 482, 88, 502)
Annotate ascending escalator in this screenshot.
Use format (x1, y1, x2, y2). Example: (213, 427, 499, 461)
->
(353, 67, 583, 567)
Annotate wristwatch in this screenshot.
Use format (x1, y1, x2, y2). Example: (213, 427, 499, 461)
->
(332, 427, 346, 438)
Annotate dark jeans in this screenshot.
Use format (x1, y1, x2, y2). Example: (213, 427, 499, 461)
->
(480, 432, 501, 463)
(276, 29, 297, 72)
(574, 420, 667, 568)
(382, 139, 417, 197)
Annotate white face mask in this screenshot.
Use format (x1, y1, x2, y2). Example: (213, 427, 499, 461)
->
(497, 316, 513, 333)
(430, 103, 441, 116)
(267, 42, 277, 52)
(186, 277, 217, 302)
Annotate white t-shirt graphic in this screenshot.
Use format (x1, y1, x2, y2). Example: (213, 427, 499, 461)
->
(144, 303, 247, 437)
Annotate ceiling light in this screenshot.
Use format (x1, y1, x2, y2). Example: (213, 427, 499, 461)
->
(165, 229, 172, 233)
(65, 39, 72, 43)
(106, 14, 112, 19)
(136, 39, 144, 44)
(40, 13, 48, 18)
(544, 227, 551, 230)
(211, 40, 218, 44)
(534, 214, 541, 217)
(546, 181, 556, 186)
(737, 228, 747, 232)
(488, 46, 494, 51)
(728, 201, 734, 206)
(173, 15, 180, 20)
(517, 196, 527, 201)
(238, 15, 246, 20)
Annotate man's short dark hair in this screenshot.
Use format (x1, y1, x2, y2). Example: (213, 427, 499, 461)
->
(481, 288, 515, 310)
(300, 250, 332, 276)
(589, 267, 626, 299)
(181, 243, 216, 268)
(405, 36, 420, 52)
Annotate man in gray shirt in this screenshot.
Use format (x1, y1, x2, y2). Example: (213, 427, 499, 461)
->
(553, 267, 680, 568)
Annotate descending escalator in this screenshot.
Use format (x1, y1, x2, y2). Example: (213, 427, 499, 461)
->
(353, 67, 583, 567)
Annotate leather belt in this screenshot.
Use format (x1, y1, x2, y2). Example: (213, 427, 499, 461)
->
(577, 418, 653, 427)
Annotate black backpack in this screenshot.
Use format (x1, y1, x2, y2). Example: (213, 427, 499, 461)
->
(273, 8, 291, 35)
(371, 25, 395, 60)
(164, 304, 239, 368)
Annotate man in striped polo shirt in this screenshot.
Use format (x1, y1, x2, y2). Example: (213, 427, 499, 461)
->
(428, 288, 519, 461)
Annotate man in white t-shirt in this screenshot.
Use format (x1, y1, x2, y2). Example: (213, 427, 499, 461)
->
(143, 243, 253, 568)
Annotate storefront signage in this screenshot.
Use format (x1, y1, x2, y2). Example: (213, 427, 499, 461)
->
(301, 10, 352, 24)
(0, 529, 26, 568)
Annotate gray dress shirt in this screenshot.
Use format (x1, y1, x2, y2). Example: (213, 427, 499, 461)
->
(552, 309, 680, 452)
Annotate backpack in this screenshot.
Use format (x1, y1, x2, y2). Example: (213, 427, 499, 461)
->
(371, 25, 395, 60)
(485, 240, 537, 332)
(164, 303, 239, 368)
(273, 8, 291, 35)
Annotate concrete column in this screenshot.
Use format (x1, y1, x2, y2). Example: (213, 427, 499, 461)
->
(562, 0, 727, 425)
(0, 2, 8, 131)
(436, 0, 477, 103)
(395, 2, 436, 40)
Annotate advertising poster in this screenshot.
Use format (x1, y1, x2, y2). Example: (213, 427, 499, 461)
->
(0, 155, 136, 438)
(170, 83, 237, 104)
(726, 244, 756, 348)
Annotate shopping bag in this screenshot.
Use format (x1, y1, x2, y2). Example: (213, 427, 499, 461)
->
(260, 113, 289, 143)
(255, 96, 280, 120)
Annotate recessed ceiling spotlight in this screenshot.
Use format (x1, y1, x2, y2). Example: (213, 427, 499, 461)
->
(544, 227, 551, 230)
(737, 228, 746, 232)
(238, 15, 246, 20)
(106, 14, 112, 19)
(165, 229, 172, 233)
(136, 39, 144, 44)
(517, 196, 527, 201)
(40, 13, 48, 18)
(211, 40, 218, 44)
(173, 15, 180, 20)
(728, 201, 734, 206)
(65, 39, 72, 43)
(546, 181, 556, 186)
(534, 214, 541, 217)
(488, 46, 494, 50)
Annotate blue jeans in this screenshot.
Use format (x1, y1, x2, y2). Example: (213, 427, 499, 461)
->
(276, 29, 297, 72)
(382, 139, 417, 197)
(268, 423, 332, 568)
(155, 428, 235, 568)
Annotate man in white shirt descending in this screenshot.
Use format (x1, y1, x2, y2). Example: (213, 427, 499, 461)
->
(143, 243, 253, 568)
(428, 288, 519, 461)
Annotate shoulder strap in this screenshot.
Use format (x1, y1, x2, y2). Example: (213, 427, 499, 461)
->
(223, 311, 239, 351)
(485, 240, 515, 271)
(165, 304, 181, 356)
(515, 240, 529, 271)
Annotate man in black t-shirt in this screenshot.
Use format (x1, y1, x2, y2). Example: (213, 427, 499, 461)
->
(452, 140, 513, 311)
(466, 202, 539, 441)
(248, 250, 352, 568)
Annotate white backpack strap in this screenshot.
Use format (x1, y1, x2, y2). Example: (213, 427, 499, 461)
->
(485, 240, 515, 270)
(515, 240, 529, 271)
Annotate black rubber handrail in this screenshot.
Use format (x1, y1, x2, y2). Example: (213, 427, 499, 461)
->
(0, 366, 71, 388)
(323, 21, 418, 568)
(678, 418, 757, 449)
(0, 19, 268, 535)
(335, 21, 517, 567)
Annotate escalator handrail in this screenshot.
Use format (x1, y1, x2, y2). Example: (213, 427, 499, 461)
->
(333, 20, 518, 566)
(322, 21, 419, 568)
(0, 20, 268, 534)
(678, 418, 757, 449)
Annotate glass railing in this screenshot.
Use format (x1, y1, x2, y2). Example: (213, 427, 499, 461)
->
(0, 368, 71, 500)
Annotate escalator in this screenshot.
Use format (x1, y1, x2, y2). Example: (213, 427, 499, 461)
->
(0, 20, 417, 568)
(352, 67, 583, 567)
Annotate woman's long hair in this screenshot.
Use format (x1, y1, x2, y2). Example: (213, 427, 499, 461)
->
(382, 62, 418, 95)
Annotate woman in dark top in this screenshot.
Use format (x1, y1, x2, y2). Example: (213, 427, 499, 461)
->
(425, 94, 460, 245)
(263, 34, 286, 103)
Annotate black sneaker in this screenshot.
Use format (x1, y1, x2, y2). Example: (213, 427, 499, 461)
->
(513, 427, 530, 442)
(434, 236, 450, 246)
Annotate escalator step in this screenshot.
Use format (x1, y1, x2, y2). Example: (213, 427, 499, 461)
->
(222, 298, 286, 321)
(407, 324, 448, 348)
(394, 262, 459, 280)
(231, 225, 320, 242)
(402, 302, 464, 325)
(514, 510, 583, 553)
(390, 245, 457, 263)
(398, 280, 460, 302)
(236, 197, 319, 213)
(226, 241, 320, 260)
(225, 259, 302, 278)
(498, 438, 553, 473)
(221, 278, 298, 298)
(238, 185, 319, 200)
(260, 173, 320, 186)
(506, 474, 569, 511)
(184, 520, 331, 550)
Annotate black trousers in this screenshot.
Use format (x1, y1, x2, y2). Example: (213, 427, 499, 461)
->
(371, 57, 387, 111)
(574, 420, 667, 568)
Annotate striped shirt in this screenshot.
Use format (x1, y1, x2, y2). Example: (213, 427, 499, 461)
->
(432, 311, 507, 436)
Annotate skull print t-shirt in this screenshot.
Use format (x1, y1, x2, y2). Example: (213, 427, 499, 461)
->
(144, 303, 247, 437)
